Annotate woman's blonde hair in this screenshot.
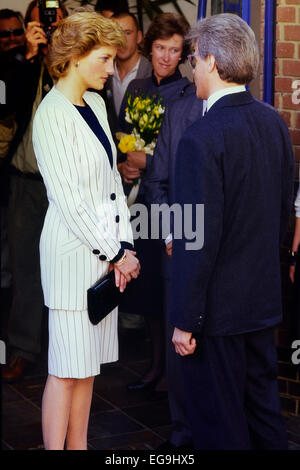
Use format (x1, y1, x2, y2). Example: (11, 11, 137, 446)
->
(47, 12, 126, 80)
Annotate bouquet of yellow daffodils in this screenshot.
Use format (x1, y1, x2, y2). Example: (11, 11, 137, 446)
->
(116, 93, 165, 156)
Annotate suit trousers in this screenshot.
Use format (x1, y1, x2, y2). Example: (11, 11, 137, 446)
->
(7, 174, 48, 361)
(164, 280, 193, 446)
(1, 205, 12, 288)
(178, 327, 288, 450)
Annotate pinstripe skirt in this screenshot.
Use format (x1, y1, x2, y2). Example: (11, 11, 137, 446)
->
(48, 308, 118, 379)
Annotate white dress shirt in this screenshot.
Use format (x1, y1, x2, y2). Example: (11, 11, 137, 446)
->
(112, 58, 141, 116)
(295, 179, 300, 217)
(207, 85, 246, 112)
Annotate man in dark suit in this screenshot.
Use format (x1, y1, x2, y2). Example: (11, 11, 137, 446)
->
(169, 13, 295, 449)
(145, 86, 203, 448)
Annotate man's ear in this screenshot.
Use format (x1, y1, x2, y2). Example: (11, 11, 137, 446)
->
(206, 54, 216, 73)
(137, 30, 143, 46)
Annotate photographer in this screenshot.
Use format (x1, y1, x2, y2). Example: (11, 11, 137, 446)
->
(0, 9, 26, 307)
(2, 1, 67, 382)
(0, 9, 25, 53)
(0, 9, 26, 159)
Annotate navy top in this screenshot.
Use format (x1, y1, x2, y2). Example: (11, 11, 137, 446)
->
(75, 102, 131, 262)
(75, 102, 113, 168)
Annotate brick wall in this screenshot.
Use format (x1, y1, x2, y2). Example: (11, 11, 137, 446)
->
(274, 0, 300, 416)
(275, 0, 300, 166)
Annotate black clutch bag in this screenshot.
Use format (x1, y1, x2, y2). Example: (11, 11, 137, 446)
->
(87, 270, 122, 325)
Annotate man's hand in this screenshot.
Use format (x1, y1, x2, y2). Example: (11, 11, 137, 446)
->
(118, 161, 141, 184)
(172, 327, 197, 356)
(126, 151, 146, 169)
(166, 240, 172, 258)
(290, 265, 296, 284)
(25, 21, 47, 60)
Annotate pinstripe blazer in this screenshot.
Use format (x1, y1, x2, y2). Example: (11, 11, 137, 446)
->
(32, 86, 133, 310)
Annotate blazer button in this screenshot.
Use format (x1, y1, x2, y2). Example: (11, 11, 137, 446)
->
(110, 193, 116, 200)
(99, 255, 107, 261)
(115, 215, 120, 223)
(92, 249, 100, 255)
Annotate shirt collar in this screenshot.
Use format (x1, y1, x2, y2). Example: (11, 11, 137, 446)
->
(114, 57, 141, 82)
(207, 85, 246, 112)
(151, 68, 182, 87)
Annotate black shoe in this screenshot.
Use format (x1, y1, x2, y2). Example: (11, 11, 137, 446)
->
(127, 379, 156, 391)
(2, 355, 32, 383)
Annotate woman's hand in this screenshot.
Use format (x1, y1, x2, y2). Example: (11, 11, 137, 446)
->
(25, 21, 47, 60)
(109, 262, 128, 293)
(114, 250, 140, 291)
(113, 268, 128, 293)
(289, 218, 300, 284)
(118, 161, 141, 184)
(126, 151, 146, 170)
(166, 241, 172, 258)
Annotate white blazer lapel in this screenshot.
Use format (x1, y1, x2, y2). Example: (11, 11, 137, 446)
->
(83, 91, 117, 167)
(51, 87, 115, 171)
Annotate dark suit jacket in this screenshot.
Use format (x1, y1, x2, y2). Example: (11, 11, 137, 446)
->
(117, 71, 191, 316)
(144, 84, 203, 278)
(169, 91, 295, 336)
(0, 50, 51, 204)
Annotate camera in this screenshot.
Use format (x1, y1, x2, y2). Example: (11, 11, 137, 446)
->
(38, 0, 60, 42)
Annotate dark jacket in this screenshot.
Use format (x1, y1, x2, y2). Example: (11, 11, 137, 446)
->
(4, 52, 52, 166)
(118, 69, 191, 196)
(145, 85, 203, 222)
(144, 85, 203, 278)
(169, 91, 295, 336)
(118, 70, 192, 316)
(0, 49, 51, 204)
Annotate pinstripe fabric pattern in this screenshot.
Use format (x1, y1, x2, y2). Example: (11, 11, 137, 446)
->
(32, 87, 133, 310)
(48, 308, 118, 378)
(32, 87, 133, 377)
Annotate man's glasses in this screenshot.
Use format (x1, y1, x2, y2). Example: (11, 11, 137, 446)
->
(0, 28, 24, 39)
(187, 54, 199, 70)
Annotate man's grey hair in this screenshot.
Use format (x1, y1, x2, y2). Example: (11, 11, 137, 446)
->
(187, 13, 259, 84)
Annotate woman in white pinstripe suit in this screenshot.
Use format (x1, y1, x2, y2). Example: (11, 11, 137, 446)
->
(32, 12, 140, 450)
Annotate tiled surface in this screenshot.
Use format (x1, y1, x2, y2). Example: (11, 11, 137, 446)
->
(1, 325, 171, 451)
(1, 299, 300, 450)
